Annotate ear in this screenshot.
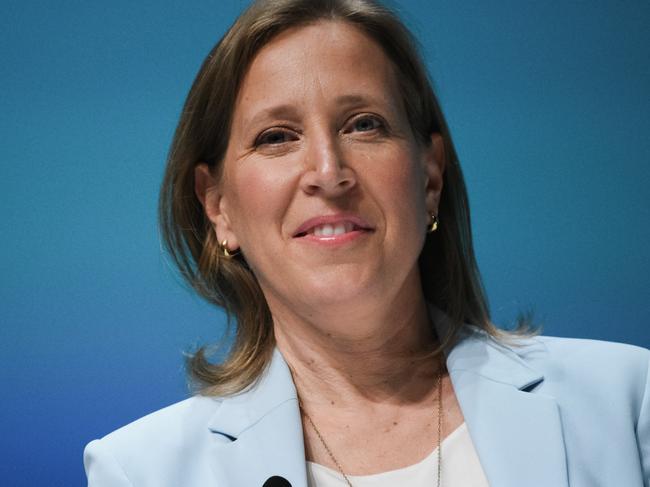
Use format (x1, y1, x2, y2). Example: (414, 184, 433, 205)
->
(422, 133, 446, 215)
(194, 163, 239, 251)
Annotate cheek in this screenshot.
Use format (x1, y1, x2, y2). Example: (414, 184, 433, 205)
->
(226, 162, 298, 246)
(369, 147, 427, 225)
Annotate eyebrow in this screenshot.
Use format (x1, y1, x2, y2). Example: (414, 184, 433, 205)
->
(240, 104, 299, 133)
(333, 94, 380, 108)
(241, 93, 391, 132)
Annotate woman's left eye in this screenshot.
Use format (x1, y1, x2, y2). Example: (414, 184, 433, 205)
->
(346, 115, 384, 133)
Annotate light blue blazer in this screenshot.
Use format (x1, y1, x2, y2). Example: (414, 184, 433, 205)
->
(85, 322, 650, 486)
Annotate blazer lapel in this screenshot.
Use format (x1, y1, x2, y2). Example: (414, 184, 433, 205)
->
(434, 313, 569, 487)
(206, 348, 308, 487)
(204, 312, 570, 487)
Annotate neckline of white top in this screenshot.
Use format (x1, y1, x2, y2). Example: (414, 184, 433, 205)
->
(307, 421, 467, 481)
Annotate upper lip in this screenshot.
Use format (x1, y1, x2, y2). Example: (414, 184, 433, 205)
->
(292, 214, 374, 237)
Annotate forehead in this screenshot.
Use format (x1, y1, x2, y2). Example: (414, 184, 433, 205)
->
(234, 20, 401, 119)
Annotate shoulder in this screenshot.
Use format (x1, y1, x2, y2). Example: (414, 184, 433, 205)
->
(97, 394, 222, 447)
(457, 326, 649, 377)
(529, 333, 648, 359)
(515, 334, 649, 384)
(84, 395, 225, 486)
(455, 327, 649, 411)
(501, 333, 649, 414)
(508, 335, 650, 477)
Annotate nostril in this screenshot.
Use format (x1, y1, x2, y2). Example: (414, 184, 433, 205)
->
(299, 162, 357, 196)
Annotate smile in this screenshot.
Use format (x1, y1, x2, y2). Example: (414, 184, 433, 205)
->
(292, 215, 374, 243)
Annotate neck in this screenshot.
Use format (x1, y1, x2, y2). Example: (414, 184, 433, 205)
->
(273, 292, 442, 411)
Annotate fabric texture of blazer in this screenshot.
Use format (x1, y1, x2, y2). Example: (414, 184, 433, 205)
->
(85, 313, 650, 487)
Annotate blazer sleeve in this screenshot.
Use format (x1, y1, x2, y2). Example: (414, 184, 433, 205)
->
(639, 352, 650, 487)
(84, 439, 134, 487)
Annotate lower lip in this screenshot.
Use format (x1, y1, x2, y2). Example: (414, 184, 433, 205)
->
(295, 229, 371, 246)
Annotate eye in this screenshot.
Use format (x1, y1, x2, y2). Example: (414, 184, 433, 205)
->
(344, 114, 385, 134)
(354, 117, 380, 132)
(254, 128, 299, 147)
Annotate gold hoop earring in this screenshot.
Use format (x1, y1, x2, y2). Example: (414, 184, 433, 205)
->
(427, 214, 439, 233)
(219, 239, 239, 258)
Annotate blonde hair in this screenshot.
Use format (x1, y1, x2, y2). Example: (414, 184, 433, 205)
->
(159, 0, 536, 396)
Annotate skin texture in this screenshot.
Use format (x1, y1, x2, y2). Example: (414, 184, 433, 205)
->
(195, 21, 464, 475)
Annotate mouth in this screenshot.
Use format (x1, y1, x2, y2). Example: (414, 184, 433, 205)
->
(292, 215, 374, 239)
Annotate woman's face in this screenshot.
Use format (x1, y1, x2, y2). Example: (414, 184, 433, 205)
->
(197, 21, 444, 321)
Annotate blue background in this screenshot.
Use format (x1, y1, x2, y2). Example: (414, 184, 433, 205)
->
(1, 1, 648, 485)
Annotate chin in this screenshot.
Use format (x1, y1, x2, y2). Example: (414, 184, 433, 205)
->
(295, 265, 385, 306)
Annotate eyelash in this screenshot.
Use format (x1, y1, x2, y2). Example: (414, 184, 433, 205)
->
(253, 114, 387, 148)
(344, 114, 386, 134)
(254, 128, 298, 147)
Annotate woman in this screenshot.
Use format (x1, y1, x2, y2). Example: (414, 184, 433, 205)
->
(84, 1, 650, 486)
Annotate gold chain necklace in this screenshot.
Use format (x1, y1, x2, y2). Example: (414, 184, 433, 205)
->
(299, 359, 444, 487)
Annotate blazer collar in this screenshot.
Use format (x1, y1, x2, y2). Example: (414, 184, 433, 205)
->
(432, 306, 569, 486)
(206, 311, 569, 487)
(430, 305, 544, 389)
(207, 347, 308, 487)
(207, 347, 298, 438)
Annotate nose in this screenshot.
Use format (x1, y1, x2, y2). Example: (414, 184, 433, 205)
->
(299, 131, 356, 197)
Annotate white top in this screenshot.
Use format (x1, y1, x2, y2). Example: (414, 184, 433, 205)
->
(306, 422, 490, 486)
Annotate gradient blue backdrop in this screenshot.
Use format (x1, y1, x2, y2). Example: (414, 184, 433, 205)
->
(1, 1, 648, 485)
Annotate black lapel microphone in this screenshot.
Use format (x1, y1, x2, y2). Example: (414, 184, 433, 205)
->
(262, 476, 292, 487)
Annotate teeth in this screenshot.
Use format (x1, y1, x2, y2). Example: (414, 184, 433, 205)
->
(315, 224, 334, 237)
(312, 222, 354, 237)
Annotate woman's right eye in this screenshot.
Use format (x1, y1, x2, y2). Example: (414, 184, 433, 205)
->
(254, 129, 298, 147)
